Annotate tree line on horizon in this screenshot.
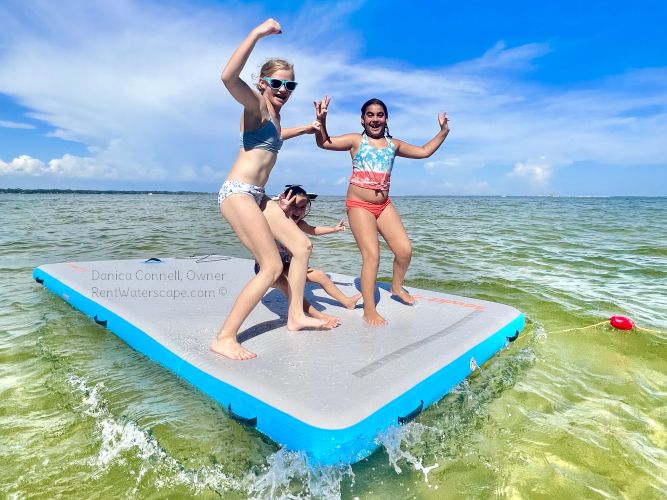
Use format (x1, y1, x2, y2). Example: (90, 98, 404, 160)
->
(0, 188, 210, 195)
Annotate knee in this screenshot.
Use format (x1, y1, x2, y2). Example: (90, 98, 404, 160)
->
(361, 249, 380, 269)
(258, 258, 283, 284)
(395, 243, 412, 263)
(307, 268, 325, 282)
(290, 237, 313, 260)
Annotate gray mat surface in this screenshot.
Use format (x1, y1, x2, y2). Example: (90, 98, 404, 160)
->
(37, 255, 522, 429)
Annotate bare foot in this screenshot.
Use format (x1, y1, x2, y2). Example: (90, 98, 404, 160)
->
(323, 316, 341, 328)
(391, 287, 415, 305)
(310, 309, 341, 328)
(211, 336, 256, 360)
(341, 292, 363, 310)
(287, 315, 332, 331)
(363, 309, 388, 326)
(319, 312, 341, 328)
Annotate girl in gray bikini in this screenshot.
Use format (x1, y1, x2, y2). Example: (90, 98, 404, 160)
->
(213, 19, 330, 360)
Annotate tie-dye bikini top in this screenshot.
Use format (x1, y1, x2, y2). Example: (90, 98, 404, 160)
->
(349, 133, 396, 191)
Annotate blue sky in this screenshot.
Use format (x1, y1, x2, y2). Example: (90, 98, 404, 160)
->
(1, 0, 666, 195)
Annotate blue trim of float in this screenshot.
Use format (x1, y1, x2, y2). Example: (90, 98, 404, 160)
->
(33, 265, 524, 465)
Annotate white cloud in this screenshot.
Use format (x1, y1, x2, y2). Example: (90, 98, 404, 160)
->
(0, 149, 225, 181)
(0, 1, 666, 194)
(0, 120, 35, 129)
(460, 41, 551, 72)
(0, 154, 113, 178)
(510, 160, 554, 186)
(424, 158, 462, 173)
(0, 1, 244, 182)
(0, 155, 45, 176)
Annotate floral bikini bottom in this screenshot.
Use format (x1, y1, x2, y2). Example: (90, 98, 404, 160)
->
(217, 180, 266, 207)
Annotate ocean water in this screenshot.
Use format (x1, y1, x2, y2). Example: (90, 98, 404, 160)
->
(1, 193, 665, 499)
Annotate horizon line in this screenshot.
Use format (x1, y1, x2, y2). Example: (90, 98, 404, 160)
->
(1, 188, 665, 198)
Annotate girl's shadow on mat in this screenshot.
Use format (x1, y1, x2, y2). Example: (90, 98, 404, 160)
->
(237, 289, 288, 342)
(238, 279, 380, 342)
(238, 285, 333, 342)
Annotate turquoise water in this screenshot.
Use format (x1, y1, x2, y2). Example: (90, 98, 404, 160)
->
(1, 194, 665, 499)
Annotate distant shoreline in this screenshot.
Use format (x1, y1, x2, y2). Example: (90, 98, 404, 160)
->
(0, 188, 663, 198)
(0, 188, 212, 195)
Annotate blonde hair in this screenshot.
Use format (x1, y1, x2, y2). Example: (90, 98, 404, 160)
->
(255, 58, 294, 92)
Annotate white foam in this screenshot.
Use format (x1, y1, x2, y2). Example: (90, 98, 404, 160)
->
(66, 374, 366, 498)
(66, 374, 246, 495)
(246, 449, 354, 500)
(377, 424, 439, 483)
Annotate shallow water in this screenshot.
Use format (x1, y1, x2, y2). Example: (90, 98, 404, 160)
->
(1, 194, 665, 499)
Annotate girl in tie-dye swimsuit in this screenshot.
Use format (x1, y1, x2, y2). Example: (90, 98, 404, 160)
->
(347, 132, 396, 218)
(211, 19, 332, 361)
(314, 97, 450, 326)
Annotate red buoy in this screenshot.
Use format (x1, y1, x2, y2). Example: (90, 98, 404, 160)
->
(609, 315, 635, 330)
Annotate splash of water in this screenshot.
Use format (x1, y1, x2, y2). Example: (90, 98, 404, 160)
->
(246, 449, 354, 499)
(377, 424, 439, 482)
(63, 325, 538, 499)
(66, 374, 246, 496)
(67, 374, 359, 498)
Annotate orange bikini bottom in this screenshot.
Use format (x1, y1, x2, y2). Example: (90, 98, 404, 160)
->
(345, 197, 392, 219)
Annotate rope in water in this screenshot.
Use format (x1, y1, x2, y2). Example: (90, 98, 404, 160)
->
(635, 326, 667, 335)
(554, 321, 608, 333)
(554, 318, 666, 336)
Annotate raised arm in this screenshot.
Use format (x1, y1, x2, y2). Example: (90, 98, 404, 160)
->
(395, 112, 450, 159)
(313, 96, 358, 151)
(221, 19, 282, 110)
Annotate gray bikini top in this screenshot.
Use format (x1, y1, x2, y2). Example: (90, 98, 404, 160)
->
(240, 116, 283, 153)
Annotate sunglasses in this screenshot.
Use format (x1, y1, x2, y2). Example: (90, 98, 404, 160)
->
(262, 77, 298, 92)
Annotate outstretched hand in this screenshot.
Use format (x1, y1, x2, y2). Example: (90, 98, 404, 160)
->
(333, 219, 346, 232)
(313, 95, 331, 123)
(438, 112, 450, 133)
(253, 18, 282, 38)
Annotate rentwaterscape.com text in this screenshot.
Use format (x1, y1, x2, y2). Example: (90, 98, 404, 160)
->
(90, 287, 225, 300)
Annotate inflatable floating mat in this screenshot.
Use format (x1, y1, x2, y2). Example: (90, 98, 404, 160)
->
(33, 256, 524, 465)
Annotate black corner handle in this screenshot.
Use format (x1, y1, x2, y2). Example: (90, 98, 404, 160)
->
(35, 277, 44, 284)
(507, 330, 519, 342)
(94, 315, 108, 327)
(228, 404, 257, 427)
(398, 400, 424, 425)
(144, 257, 162, 263)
